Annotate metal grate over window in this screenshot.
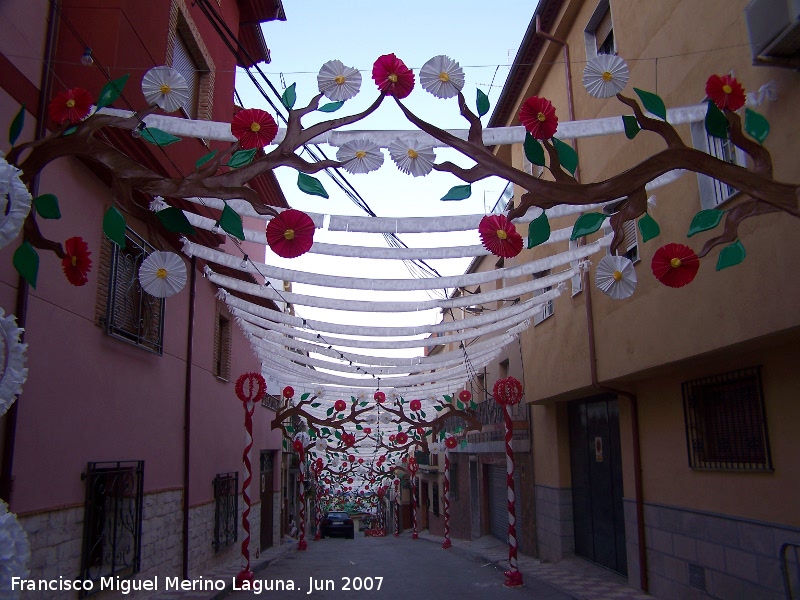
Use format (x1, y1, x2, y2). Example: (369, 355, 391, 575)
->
(213, 472, 238, 553)
(80, 461, 144, 596)
(682, 366, 772, 471)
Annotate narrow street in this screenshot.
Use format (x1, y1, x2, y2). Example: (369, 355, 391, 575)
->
(226, 535, 573, 599)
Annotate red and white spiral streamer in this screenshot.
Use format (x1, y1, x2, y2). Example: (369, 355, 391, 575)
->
(442, 447, 452, 549)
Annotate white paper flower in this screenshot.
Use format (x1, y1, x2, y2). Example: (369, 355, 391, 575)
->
(356, 390, 369, 402)
(386, 391, 399, 403)
(0, 157, 32, 251)
(388, 140, 435, 177)
(138, 251, 187, 298)
(0, 311, 27, 418)
(582, 55, 629, 99)
(315, 437, 328, 453)
(294, 431, 310, 447)
(595, 255, 637, 299)
(364, 412, 378, 425)
(336, 139, 384, 175)
(379, 412, 393, 425)
(314, 387, 326, 399)
(419, 55, 465, 99)
(142, 66, 190, 113)
(317, 60, 362, 102)
(429, 442, 442, 454)
(427, 392, 438, 402)
(0, 500, 30, 598)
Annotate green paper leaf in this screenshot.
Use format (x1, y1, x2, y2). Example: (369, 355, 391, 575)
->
(218, 203, 245, 240)
(297, 172, 329, 198)
(476, 88, 490, 117)
(96, 74, 130, 110)
(704, 101, 729, 140)
(527, 211, 550, 248)
(460, 440, 467, 449)
(335, 431, 342, 440)
(716, 240, 746, 271)
(311, 403, 320, 408)
(8, 104, 25, 146)
(356, 424, 363, 430)
(33, 194, 61, 219)
(638, 213, 661, 243)
(318, 101, 344, 113)
(633, 88, 667, 121)
(322, 428, 330, 436)
(434, 405, 443, 412)
(156, 207, 196, 234)
(470, 401, 477, 411)
(227, 148, 257, 168)
(622, 115, 640, 139)
(441, 184, 472, 201)
(286, 425, 295, 434)
(570, 212, 607, 240)
(397, 425, 402, 432)
(439, 431, 446, 441)
(553, 137, 578, 175)
(301, 392, 310, 400)
(195, 150, 217, 169)
(524, 133, 546, 166)
(140, 127, 181, 146)
(687, 209, 725, 237)
(443, 395, 452, 402)
(103, 206, 127, 248)
(456, 400, 464, 410)
(359, 401, 368, 407)
(62, 126, 78, 136)
(13, 242, 38, 289)
(745, 109, 770, 145)
(282, 83, 297, 109)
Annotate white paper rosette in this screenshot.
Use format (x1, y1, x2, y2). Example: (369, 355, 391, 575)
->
(429, 441, 442, 454)
(313, 387, 326, 399)
(0, 500, 30, 598)
(595, 254, 637, 299)
(364, 413, 378, 425)
(419, 55, 465, 99)
(138, 251, 187, 298)
(583, 55, 629, 98)
(426, 392, 438, 402)
(0, 157, 32, 250)
(0, 311, 27, 418)
(336, 139, 384, 175)
(388, 140, 435, 177)
(317, 60, 362, 102)
(315, 437, 328, 453)
(386, 391, 399, 403)
(142, 66, 190, 113)
(379, 412, 393, 425)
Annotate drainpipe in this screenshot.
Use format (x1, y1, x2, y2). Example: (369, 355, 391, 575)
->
(583, 269, 648, 592)
(0, 0, 60, 505)
(182, 256, 197, 579)
(535, 15, 581, 182)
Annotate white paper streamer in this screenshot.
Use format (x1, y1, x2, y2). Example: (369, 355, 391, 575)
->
(0, 157, 32, 250)
(0, 500, 30, 598)
(0, 311, 27, 418)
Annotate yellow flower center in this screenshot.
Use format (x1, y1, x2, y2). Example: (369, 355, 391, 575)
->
(355, 150, 366, 159)
(722, 84, 732, 94)
(602, 71, 613, 82)
(497, 229, 508, 240)
(160, 84, 172, 94)
(612, 270, 622, 281)
(335, 75, 346, 85)
(71, 256, 78, 267)
(439, 72, 450, 82)
(66, 99, 76, 108)
(250, 122, 261, 132)
(407, 149, 418, 159)
(284, 229, 295, 241)
(388, 74, 398, 83)
(670, 258, 682, 269)
(537, 112, 547, 122)
(156, 268, 168, 279)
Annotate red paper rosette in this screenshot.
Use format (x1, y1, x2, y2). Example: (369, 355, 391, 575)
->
(266, 209, 315, 259)
(519, 96, 558, 140)
(395, 432, 409, 445)
(293, 439, 304, 453)
(364, 427, 372, 434)
(348, 455, 356, 462)
(651, 243, 700, 288)
(444, 436, 458, 449)
(372, 54, 415, 99)
(282, 386, 294, 399)
(61, 236, 92, 286)
(342, 433, 356, 447)
(409, 399, 422, 411)
(493, 376, 523, 406)
(49, 88, 93, 124)
(479, 214, 523, 258)
(374, 390, 386, 403)
(231, 108, 278, 149)
(459, 389, 472, 403)
(235, 372, 267, 403)
(705, 74, 745, 112)
(334, 399, 347, 412)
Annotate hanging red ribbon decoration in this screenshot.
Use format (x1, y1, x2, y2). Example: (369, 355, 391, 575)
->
(394, 479, 401, 537)
(442, 446, 452, 549)
(295, 436, 309, 551)
(493, 376, 524, 587)
(311, 458, 323, 541)
(234, 372, 266, 585)
(408, 457, 419, 540)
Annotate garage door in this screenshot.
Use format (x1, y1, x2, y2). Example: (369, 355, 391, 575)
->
(488, 463, 522, 543)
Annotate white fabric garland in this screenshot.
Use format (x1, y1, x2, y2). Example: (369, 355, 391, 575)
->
(0, 500, 30, 598)
(0, 157, 33, 250)
(0, 312, 27, 418)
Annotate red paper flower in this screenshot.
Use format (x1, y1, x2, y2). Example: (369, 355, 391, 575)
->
(651, 243, 700, 288)
(416, 427, 425, 435)
(389, 435, 396, 443)
(459, 389, 472, 403)
(48, 88, 93, 124)
(342, 433, 356, 447)
(236, 372, 267, 403)
(61, 236, 92, 286)
(493, 376, 523, 406)
(358, 458, 364, 464)
(283, 386, 294, 399)
(374, 391, 386, 403)
(445, 436, 458, 449)
(519, 96, 558, 140)
(334, 399, 347, 412)
(409, 399, 422, 411)
(293, 439, 304, 453)
(372, 54, 415, 99)
(348, 454, 355, 463)
(705, 74, 746, 112)
(347, 478, 354, 484)
(266, 209, 315, 259)
(231, 108, 278, 149)
(396, 432, 409, 445)
(364, 427, 372, 434)
(479, 214, 523, 258)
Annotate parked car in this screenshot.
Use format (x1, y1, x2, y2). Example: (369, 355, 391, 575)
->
(320, 511, 355, 539)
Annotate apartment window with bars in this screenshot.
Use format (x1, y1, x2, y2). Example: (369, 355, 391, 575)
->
(213, 472, 238, 553)
(585, 1, 615, 59)
(533, 270, 553, 325)
(682, 367, 772, 471)
(214, 309, 232, 380)
(432, 482, 440, 515)
(167, 0, 215, 121)
(79, 461, 144, 596)
(690, 120, 745, 208)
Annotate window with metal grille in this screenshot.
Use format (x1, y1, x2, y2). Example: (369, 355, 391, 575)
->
(213, 309, 232, 380)
(213, 472, 238, 553)
(533, 270, 553, 325)
(101, 229, 164, 354)
(432, 482, 440, 515)
(690, 120, 746, 208)
(682, 367, 772, 471)
(80, 461, 144, 596)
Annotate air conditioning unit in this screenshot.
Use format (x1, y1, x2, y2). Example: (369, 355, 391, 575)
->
(744, 0, 800, 66)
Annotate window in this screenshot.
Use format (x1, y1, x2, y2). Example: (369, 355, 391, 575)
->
(533, 270, 553, 325)
(682, 367, 772, 471)
(499, 358, 509, 380)
(214, 309, 232, 380)
(213, 472, 238, 553)
(172, 33, 199, 118)
(80, 461, 144, 596)
(569, 239, 583, 295)
(690, 120, 746, 208)
(167, 0, 215, 121)
(432, 482, 440, 515)
(585, 1, 615, 59)
(605, 220, 639, 263)
(100, 228, 165, 354)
